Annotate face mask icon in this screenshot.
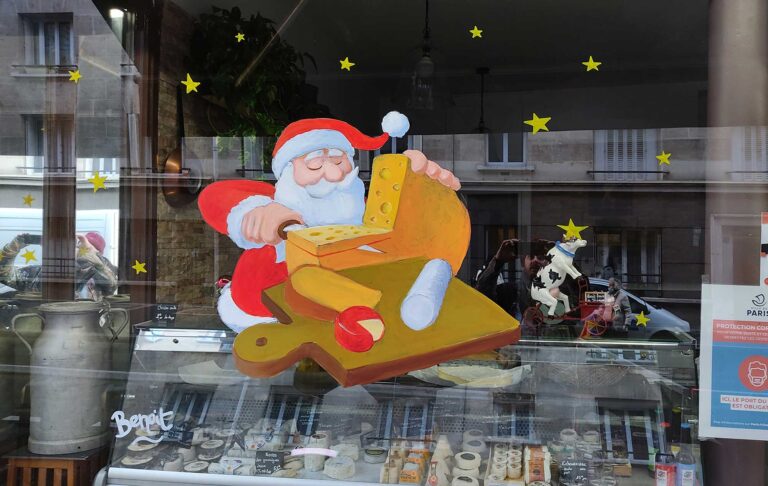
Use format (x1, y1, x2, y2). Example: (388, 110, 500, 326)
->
(748, 361, 768, 387)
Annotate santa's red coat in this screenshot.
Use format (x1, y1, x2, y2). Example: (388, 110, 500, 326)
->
(198, 180, 287, 318)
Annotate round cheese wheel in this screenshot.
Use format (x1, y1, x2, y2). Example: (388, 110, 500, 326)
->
(559, 428, 578, 443)
(183, 461, 209, 473)
(454, 451, 481, 470)
(364, 447, 387, 463)
(309, 432, 330, 448)
(323, 456, 355, 480)
(491, 460, 506, 476)
(451, 466, 479, 479)
(120, 455, 153, 468)
(200, 439, 224, 450)
(127, 440, 158, 452)
(451, 476, 479, 486)
(461, 439, 487, 454)
(462, 429, 484, 442)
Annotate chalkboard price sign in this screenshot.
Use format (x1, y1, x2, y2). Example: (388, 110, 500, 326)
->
(252, 450, 286, 475)
(154, 303, 178, 324)
(559, 458, 588, 485)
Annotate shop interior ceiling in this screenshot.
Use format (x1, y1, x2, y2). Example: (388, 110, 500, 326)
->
(174, 0, 709, 86)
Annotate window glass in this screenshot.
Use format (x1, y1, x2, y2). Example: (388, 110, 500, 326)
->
(2, 0, 764, 483)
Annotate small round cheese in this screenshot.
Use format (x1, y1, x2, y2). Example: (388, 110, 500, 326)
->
(323, 456, 355, 480)
(462, 429, 484, 442)
(451, 476, 479, 486)
(454, 451, 481, 470)
(452, 466, 479, 478)
(461, 439, 487, 454)
(559, 428, 578, 443)
(183, 461, 209, 473)
(364, 446, 387, 463)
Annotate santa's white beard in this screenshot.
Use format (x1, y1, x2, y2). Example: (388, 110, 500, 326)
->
(274, 163, 366, 227)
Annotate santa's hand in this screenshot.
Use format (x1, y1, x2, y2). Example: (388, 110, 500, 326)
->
(404, 150, 461, 191)
(241, 203, 304, 246)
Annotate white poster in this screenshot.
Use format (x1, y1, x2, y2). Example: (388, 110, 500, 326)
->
(700, 284, 768, 440)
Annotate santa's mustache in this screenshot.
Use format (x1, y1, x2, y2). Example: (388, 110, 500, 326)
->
(304, 166, 360, 198)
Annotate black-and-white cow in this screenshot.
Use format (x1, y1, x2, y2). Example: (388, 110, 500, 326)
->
(530, 237, 587, 316)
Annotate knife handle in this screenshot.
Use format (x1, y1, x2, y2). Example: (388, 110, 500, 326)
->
(277, 220, 303, 240)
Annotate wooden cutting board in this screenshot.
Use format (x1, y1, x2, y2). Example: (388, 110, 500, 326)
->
(233, 258, 520, 386)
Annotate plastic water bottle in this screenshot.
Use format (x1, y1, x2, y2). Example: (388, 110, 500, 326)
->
(675, 423, 697, 486)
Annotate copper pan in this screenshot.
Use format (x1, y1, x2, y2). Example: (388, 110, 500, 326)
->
(162, 84, 202, 208)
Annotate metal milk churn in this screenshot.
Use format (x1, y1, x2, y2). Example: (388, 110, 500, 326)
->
(11, 301, 128, 454)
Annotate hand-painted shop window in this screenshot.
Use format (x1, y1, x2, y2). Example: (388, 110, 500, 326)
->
(595, 228, 662, 286)
(594, 129, 662, 181)
(21, 14, 74, 66)
(731, 126, 768, 182)
(486, 132, 526, 167)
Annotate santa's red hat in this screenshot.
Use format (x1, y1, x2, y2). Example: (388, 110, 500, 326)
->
(271, 111, 409, 177)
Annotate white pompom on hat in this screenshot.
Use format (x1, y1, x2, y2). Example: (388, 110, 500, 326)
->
(271, 111, 410, 178)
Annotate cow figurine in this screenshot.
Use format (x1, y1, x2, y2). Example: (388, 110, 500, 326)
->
(530, 237, 587, 316)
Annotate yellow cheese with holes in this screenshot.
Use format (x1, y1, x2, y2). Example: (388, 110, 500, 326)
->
(290, 265, 382, 312)
(363, 156, 409, 230)
(287, 225, 390, 256)
(285, 154, 470, 274)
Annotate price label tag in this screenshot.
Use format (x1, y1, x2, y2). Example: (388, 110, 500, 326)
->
(560, 459, 588, 485)
(252, 450, 286, 475)
(154, 303, 178, 325)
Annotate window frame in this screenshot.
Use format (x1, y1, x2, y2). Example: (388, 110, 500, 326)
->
(593, 227, 662, 287)
(485, 132, 528, 168)
(594, 129, 662, 181)
(21, 14, 75, 66)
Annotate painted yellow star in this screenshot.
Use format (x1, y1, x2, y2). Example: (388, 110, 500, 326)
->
(582, 56, 601, 72)
(68, 69, 82, 83)
(21, 249, 37, 264)
(557, 218, 589, 240)
(181, 73, 200, 94)
(635, 311, 650, 327)
(524, 113, 551, 134)
(235, 32, 245, 43)
(339, 57, 355, 71)
(88, 171, 108, 192)
(132, 260, 147, 275)
(78, 245, 90, 257)
(22, 194, 34, 207)
(469, 25, 483, 38)
(656, 151, 671, 165)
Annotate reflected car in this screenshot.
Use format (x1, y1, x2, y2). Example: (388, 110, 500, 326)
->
(588, 278, 692, 341)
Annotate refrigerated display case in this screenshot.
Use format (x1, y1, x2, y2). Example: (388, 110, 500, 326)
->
(100, 327, 700, 485)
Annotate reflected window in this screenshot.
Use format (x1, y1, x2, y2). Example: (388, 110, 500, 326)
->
(595, 228, 662, 286)
(732, 126, 768, 182)
(486, 132, 526, 166)
(23, 115, 44, 174)
(21, 14, 74, 66)
(594, 129, 661, 181)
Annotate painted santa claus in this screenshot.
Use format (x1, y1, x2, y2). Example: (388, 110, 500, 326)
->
(199, 112, 460, 334)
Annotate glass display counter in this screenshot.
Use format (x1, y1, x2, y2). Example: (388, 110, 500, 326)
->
(101, 327, 701, 485)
